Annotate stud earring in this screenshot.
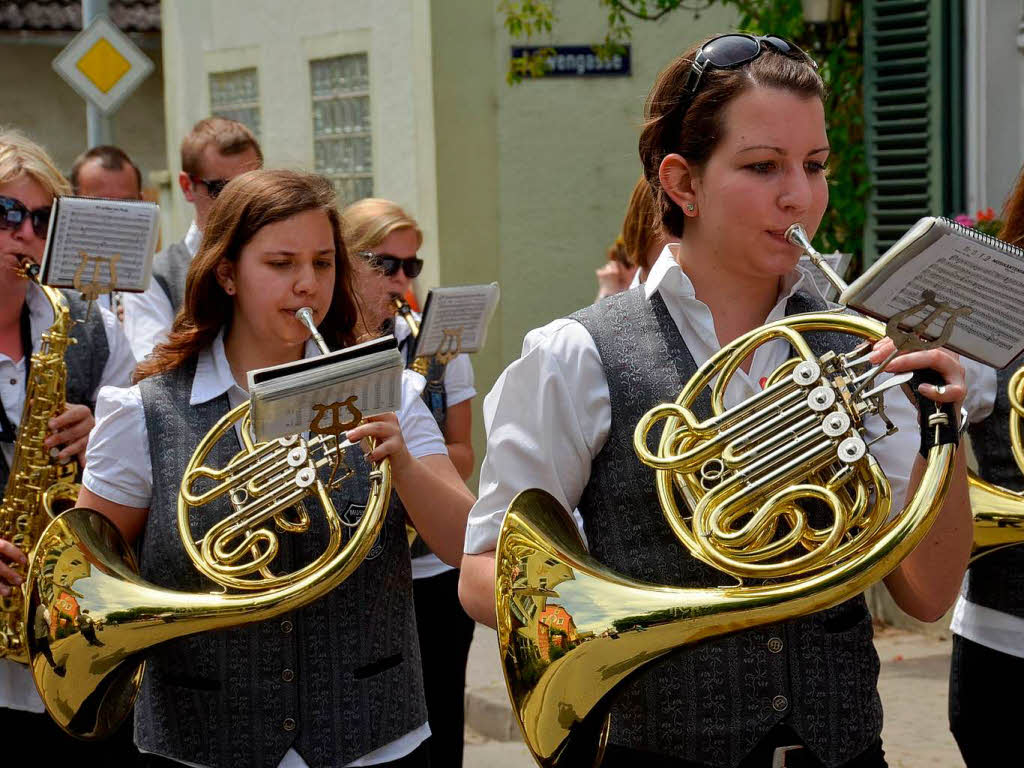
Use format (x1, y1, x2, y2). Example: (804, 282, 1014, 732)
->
(225, 285, 235, 295)
(686, 203, 695, 212)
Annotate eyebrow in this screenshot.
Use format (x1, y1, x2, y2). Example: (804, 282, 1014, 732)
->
(737, 144, 831, 155)
(262, 248, 335, 256)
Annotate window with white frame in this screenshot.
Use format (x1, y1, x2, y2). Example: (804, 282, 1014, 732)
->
(209, 68, 261, 140)
(310, 54, 372, 203)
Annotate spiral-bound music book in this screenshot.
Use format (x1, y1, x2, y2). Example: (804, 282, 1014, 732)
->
(411, 283, 500, 358)
(840, 217, 1024, 368)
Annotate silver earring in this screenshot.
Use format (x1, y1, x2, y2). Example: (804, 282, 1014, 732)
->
(686, 203, 695, 212)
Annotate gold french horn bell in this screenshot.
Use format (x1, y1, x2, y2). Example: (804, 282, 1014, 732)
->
(24, 307, 392, 739)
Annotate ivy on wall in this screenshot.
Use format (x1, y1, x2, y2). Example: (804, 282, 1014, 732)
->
(502, 0, 869, 269)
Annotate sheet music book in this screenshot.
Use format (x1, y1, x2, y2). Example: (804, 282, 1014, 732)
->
(800, 251, 852, 302)
(412, 283, 500, 358)
(39, 195, 159, 295)
(248, 335, 405, 442)
(840, 216, 1024, 368)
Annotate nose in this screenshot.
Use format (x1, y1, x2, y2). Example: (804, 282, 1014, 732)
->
(294, 261, 318, 295)
(12, 215, 35, 241)
(389, 268, 410, 296)
(778, 165, 812, 216)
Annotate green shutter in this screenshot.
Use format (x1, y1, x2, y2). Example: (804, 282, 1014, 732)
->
(863, 0, 964, 263)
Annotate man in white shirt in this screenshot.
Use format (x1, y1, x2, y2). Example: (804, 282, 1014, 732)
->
(122, 117, 263, 360)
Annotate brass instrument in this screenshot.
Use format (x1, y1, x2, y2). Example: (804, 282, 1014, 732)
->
(496, 226, 960, 767)
(968, 366, 1024, 561)
(0, 262, 81, 664)
(394, 297, 430, 376)
(22, 307, 392, 739)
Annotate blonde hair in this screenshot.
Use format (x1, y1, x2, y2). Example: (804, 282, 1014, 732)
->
(0, 128, 71, 199)
(342, 198, 423, 254)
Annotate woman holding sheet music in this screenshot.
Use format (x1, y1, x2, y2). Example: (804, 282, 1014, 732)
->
(458, 34, 973, 767)
(948, 167, 1024, 767)
(62, 170, 474, 768)
(343, 197, 477, 768)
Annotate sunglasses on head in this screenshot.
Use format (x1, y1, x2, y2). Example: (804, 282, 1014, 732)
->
(358, 251, 424, 279)
(190, 175, 229, 199)
(0, 195, 52, 239)
(675, 34, 817, 123)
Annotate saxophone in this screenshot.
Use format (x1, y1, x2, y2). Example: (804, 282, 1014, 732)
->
(0, 262, 80, 663)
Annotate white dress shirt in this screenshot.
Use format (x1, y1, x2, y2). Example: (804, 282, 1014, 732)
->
(0, 281, 136, 714)
(464, 245, 956, 557)
(83, 329, 444, 766)
(393, 313, 476, 579)
(122, 221, 201, 361)
(950, 360, 1024, 657)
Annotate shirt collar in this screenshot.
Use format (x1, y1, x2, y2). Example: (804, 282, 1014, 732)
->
(184, 221, 202, 258)
(189, 329, 321, 405)
(25, 279, 55, 325)
(643, 243, 831, 310)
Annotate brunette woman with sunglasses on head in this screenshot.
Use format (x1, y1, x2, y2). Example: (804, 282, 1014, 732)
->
(0, 129, 138, 757)
(343, 197, 477, 768)
(458, 34, 973, 768)
(41, 171, 475, 768)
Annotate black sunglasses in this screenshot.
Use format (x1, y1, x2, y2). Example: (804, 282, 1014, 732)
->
(190, 175, 229, 199)
(0, 195, 52, 238)
(358, 251, 424, 279)
(676, 34, 817, 122)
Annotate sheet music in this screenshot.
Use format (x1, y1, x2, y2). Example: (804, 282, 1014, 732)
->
(849, 233, 1024, 368)
(415, 283, 500, 356)
(40, 196, 159, 293)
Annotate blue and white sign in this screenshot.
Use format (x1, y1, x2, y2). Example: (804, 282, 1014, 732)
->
(511, 45, 632, 78)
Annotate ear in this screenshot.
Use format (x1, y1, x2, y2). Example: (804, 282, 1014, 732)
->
(214, 259, 236, 296)
(659, 153, 700, 218)
(178, 171, 195, 203)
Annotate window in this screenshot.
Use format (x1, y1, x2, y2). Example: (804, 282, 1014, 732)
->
(209, 68, 261, 140)
(310, 54, 372, 203)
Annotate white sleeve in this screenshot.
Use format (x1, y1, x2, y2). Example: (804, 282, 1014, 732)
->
(82, 385, 153, 509)
(397, 370, 448, 459)
(862, 378, 919, 519)
(961, 357, 997, 424)
(96, 304, 137, 395)
(122, 283, 175, 361)
(443, 353, 476, 407)
(464, 318, 611, 555)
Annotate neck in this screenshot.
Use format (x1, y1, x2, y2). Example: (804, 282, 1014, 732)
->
(676, 238, 783, 349)
(223, 324, 305, 392)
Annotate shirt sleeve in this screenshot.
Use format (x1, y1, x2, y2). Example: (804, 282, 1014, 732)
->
(443, 353, 476, 407)
(96, 304, 137, 396)
(122, 283, 175, 361)
(961, 357, 997, 424)
(397, 370, 448, 459)
(82, 385, 153, 508)
(464, 318, 611, 555)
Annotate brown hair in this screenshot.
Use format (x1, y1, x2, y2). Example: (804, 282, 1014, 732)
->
(639, 35, 824, 238)
(1000, 166, 1024, 247)
(620, 176, 662, 271)
(180, 116, 263, 177)
(341, 197, 424, 254)
(70, 145, 142, 195)
(135, 170, 358, 381)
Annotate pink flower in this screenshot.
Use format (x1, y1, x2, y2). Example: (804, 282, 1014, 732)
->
(955, 214, 975, 227)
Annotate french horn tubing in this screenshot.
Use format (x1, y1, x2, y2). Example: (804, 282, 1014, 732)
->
(24, 307, 392, 740)
(495, 226, 959, 767)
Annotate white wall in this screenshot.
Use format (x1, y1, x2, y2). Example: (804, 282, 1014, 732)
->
(160, 0, 438, 287)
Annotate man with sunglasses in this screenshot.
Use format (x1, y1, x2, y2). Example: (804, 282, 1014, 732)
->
(122, 116, 262, 360)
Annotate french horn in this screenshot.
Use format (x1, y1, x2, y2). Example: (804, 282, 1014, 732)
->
(23, 308, 392, 739)
(495, 226, 960, 767)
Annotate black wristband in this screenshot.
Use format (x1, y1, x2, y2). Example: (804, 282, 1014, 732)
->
(910, 368, 959, 459)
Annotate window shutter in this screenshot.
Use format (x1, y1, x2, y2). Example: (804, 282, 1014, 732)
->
(863, 0, 964, 263)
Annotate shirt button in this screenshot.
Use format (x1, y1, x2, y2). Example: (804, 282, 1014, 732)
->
(768, 637, 784, 653)
(282, 668, 294, 682)
(280, 620, 293, 634)
(772, 695, 789, 712)
(283, 717, 296, 731)
(8, 379, 15, 386)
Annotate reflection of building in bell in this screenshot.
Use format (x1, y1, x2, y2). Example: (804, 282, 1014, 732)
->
(507, 550, 576, 670)
(537, 604, 580, 662)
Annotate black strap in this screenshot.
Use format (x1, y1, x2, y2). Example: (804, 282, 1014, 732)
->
(0, 303, 32, 443)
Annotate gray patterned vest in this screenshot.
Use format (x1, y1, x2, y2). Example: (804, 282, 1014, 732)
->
(570, 288, 881, 768)
(0, 290, 109, 495)
(151, 240, 192, 315)
(135, 360, 427, 768)
(965, 362, 1024, 618)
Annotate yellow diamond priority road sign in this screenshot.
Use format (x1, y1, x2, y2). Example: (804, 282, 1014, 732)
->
(52, 15, 154, 114)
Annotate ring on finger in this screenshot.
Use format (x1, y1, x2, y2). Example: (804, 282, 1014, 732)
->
(936, 384, 946, 396)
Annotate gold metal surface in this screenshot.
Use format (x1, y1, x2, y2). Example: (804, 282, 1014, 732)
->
(25, 307, 393, 739)
(393, 297, 430, 376)
(0, 262, 81, 663)
(495, 310, 957, 767)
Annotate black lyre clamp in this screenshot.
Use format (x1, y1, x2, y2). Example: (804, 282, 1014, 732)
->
(309, 396, 363, 487)
(72, 250, 122, 321)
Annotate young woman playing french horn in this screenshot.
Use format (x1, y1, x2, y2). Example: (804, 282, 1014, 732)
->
(67, 170, 473, 767)
(459, 34, 973, 768)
